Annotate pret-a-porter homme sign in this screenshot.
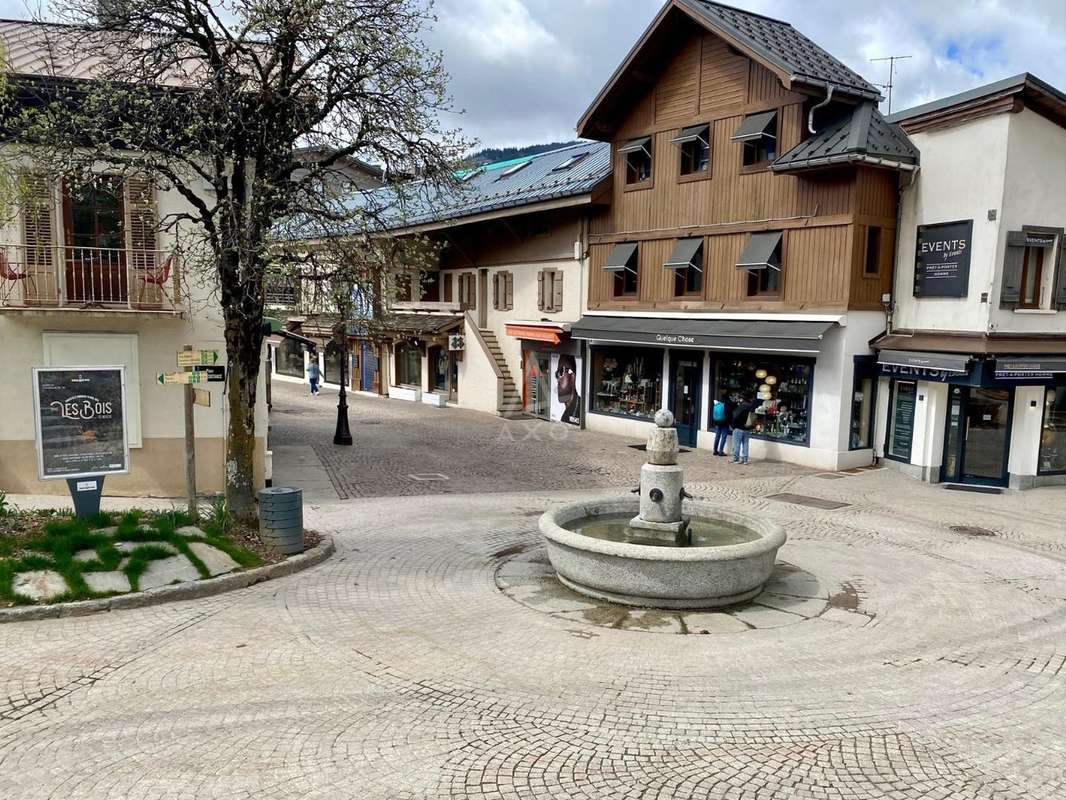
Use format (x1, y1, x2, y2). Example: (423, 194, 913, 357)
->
(914, 220, 973, 298)
(32, 366, 130, 480)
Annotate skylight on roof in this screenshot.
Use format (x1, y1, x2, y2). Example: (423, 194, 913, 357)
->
(552, 151, 590, 172)
(496, 161, 531, 180)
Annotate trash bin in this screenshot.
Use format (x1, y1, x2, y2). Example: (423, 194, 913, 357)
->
(258, 487, 304, 554)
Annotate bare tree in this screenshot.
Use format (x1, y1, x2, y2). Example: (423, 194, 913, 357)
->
(8, 0, 466, 518)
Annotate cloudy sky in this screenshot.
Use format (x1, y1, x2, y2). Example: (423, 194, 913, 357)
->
(426, 0, 1066, 149)
(3, 0, 1063, 150)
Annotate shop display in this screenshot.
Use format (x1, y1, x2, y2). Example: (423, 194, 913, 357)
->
(1039, 387, 1066, 474)
(715, 358, 812, 445)
(591, 347, 662, 420)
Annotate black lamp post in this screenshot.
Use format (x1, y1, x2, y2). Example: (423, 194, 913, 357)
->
(332, 331, 353, 446)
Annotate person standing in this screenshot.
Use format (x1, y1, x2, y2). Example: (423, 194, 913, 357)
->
(711, 389, 733, 456)
(731, 391, 757, 465)
(306, 355, 321, 396)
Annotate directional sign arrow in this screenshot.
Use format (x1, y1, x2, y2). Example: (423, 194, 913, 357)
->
(158, 371, 205, 386)
(177, 349, 222, 367)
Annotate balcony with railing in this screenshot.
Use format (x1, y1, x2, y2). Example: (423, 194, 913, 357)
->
(0, 244, 181, 312)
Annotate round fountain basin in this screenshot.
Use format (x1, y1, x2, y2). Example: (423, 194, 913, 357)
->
(540, 498, 786, 609)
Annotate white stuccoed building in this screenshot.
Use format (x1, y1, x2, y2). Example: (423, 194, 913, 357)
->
(873, 74, 1066, 490)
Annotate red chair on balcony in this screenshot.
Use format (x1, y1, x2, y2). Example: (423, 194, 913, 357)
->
(135, 253, 175, 308)
(0, 250, 37, 306)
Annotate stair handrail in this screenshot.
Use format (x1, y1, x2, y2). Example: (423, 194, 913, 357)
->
(463, 310, 503, 379)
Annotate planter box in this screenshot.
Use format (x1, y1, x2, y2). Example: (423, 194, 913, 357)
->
(421, 392, 447, 408)
(388, 385, 421, 402)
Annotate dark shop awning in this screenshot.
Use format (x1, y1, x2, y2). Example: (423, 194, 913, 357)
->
(603, 242, 638, 273)
(570, 316, 836, 354)
(994, 356, 1066, 376)
(664, 237, 703, 271)
(617, 136, 652, 155)
(731, 110, 777, 142)
(672, 124, 709, 145)
(736, 231, 782, 271)
(877, 350, 971, 373)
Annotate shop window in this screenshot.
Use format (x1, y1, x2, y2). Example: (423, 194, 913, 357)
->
(619, 137, 652, 187)
(590, 347, 662, 420)
(674, 124, 710, 177)
(849, 357, 877, 450)
(737, 231, 783, 298)
(277, 338, 305, 378)
(1039, 387, 1066, 474)
(716, 357, 812, 445)
(494, 271, 514, 311)
(864, 227, 882, 276)
(429, 345, 449, 392)
(395, 341, 421, 387)
(887, 380, 917, 461)
(538, 269, 563, 312)
(605, 242, 638, 298)
(323, 342, 345, 385)
(664, 237, 703, 297)
(732, 110, 777, 168)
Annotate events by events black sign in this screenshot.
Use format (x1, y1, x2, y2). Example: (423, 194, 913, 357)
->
(914, 220, 973, 298)
(33, 367, 130, 480)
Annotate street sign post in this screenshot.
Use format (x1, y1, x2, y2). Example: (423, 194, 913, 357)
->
(158, 370, 206, 385)
(177, 349, 221, 367)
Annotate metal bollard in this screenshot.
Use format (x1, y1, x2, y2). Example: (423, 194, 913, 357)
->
(258, 487, 304, 555)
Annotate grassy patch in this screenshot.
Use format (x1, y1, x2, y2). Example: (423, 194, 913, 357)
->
(0, 509, 266, 606)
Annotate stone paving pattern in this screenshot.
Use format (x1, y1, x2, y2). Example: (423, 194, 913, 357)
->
(0, 382, 1063, 799)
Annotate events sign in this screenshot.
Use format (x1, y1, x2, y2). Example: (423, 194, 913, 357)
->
(914, 220, 973, 298)
(32, 366, 130, 480)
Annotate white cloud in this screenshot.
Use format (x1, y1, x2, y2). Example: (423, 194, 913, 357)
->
(436, 0, 573, 67)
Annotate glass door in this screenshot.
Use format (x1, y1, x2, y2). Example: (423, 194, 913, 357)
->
(669, 352, 702, 447)
(942, 387, 1012, 486)
(526, 352, 550, 420)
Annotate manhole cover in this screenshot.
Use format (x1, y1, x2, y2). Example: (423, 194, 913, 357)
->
(408, 473, 449, 482)
(766, 493, 850, 511)
(950, 525, 996, 537)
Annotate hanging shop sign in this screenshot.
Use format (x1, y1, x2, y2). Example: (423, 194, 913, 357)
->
(32, 366, 130, 481)
(448, 334, 466, 352)
(913, 220, 973, 298)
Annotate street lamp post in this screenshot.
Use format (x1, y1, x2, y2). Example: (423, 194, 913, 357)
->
(333, 332, 353, 446)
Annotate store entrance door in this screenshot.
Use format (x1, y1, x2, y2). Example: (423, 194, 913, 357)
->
(942, 386, 1013, 486)
(669, 351, 702, 448)
(526, 352, 551, 420)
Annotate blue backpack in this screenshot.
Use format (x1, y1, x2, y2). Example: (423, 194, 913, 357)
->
(712, 400, 727, 423)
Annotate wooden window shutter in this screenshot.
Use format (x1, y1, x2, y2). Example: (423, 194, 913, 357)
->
(1000, 231, 1026, 308)
(1054, 236, 1066, 310)
(504, 272, 513, 310)
(20, 174, 55, 302)
(537, 270, 545, 311)
(443, 272, 453, 303)
(551, 270, 563, 312)
(492, 272, 500, 309)
(124, 177, 158, 271)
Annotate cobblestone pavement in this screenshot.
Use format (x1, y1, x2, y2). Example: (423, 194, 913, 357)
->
(1, 384, 1064, 799)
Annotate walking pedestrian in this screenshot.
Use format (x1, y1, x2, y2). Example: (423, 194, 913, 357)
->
(306, 356, 321, 396)
(730, 391, 758, 465)
(711, 389, 733, 456)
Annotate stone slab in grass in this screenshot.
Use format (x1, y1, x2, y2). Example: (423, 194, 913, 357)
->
(175, 525, 207, 538)
(12, 570, 68, 601)
(90, 526, 118, 536)
(187, 542, 240, 577)
(73, 549, 100, 563)
(138, 555, 201, 591)
(83, 571, 131, 594)
(115, 541, 178, 555)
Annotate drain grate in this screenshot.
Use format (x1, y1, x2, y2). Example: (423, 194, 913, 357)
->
(944, 484, 1002, 495)
(950, 524, 996, 537)
(408, 473, 449, 482)
(766, 493, 850, 511)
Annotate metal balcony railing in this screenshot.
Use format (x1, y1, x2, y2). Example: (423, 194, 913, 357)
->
(0, 244, 181, 311)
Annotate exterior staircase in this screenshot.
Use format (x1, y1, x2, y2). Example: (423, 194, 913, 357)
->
(479, 328, 527, 418)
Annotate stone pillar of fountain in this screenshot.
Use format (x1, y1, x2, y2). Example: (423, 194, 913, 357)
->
(630, 409, 690, 544)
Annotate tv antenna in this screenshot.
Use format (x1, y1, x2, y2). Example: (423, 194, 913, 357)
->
(871, 55, 912, 114)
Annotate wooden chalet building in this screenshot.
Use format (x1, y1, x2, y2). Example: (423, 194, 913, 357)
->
(569, 0, 918, 470)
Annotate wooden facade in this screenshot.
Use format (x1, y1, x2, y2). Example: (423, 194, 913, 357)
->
(585, 23, 899, 313)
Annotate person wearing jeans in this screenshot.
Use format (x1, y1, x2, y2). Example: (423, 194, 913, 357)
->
(306, 357, 321, 396)
(730, 392, 757, 465)
(711, 389, 733, 456)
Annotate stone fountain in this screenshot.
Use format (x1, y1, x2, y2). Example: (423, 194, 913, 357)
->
(539, 409, 786, 609)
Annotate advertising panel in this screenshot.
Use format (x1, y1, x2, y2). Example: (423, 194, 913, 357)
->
(913, 220, 973, 298)
(550, 353, 582, 425)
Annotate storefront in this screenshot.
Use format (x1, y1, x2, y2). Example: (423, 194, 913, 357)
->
(570, 314, 876, 470)
(507, 323, 582, 425)
(874, 347, 1066, 489)
(383, 313, 463, 403)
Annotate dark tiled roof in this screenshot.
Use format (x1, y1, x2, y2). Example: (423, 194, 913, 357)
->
(383, 313, 462, 334)
(888, 72, 1066, 124)
(678, 1, 881, 100)
(771, 102, 919, 173)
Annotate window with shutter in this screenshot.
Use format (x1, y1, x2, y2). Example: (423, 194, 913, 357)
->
(551, 270, 563, 312)
(443, 273, 453, 303)
(537, 271, 545, 311)
(492, 272, 500, 310)
(504, 272, 513, 310)
(1054, 238, 1066, 310)
(20, 174, 56, 303)
(124, 178, 157, 271)
(999, 232, 1026, 309)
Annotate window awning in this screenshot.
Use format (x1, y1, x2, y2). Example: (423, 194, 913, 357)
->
(570, 316, 836, 354)
(617, 136, 651, 155)
(736, 231, 782, 271)
(664, 238, 703, 271)
(672, 124, 709, 145)
(603, 242, 638, 273)
(994, 356, 1066, 375)
(877, 350, 971, 373)
(731, 110, 777, 142)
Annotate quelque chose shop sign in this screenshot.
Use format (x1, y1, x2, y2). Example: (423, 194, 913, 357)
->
(913, 219, 973, 298)
(32, 366, 130, 480)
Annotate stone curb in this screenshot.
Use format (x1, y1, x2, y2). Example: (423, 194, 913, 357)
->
(0, 536, 336, 624)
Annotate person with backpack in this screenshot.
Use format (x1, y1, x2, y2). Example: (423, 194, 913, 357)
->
(730, 391, 758, 465)
(711, 389, 733, 457)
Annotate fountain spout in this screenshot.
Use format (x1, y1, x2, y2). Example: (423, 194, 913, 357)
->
(629, 409, 690, 545)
